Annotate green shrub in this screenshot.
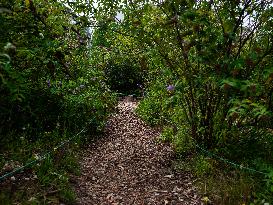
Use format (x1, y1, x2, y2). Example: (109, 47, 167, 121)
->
(104, 59, 144, 95)
(194, 155, 212, 177)
(0, 1, 116, 203)
(173, 128, 194, 156)
(160, 126, 174, 143)
(91, 23, 146, 96)
(136, 78, 171, 125)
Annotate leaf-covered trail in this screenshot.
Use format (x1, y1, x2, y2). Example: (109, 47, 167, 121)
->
(73, 100, 201, 204)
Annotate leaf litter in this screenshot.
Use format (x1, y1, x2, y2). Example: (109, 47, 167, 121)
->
(73, 99, 201, 205)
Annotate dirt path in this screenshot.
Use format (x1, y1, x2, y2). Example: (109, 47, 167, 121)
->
(73, 100, 201, 205)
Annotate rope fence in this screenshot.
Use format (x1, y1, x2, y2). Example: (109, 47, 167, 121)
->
(165, 120, 269, 175)
(194, 142, 268, 175)
(0, 118, 93, 182)
(0, 104, 269, 183)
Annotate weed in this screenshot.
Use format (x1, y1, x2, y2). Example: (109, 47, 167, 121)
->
(173, 154, 273, 204)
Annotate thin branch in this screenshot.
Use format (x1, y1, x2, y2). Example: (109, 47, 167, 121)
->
(227, 0, 252, 56)
(235, 21, 262, 59)
(212, 2, 225, 36)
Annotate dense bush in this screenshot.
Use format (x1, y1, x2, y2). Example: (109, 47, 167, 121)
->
(0, 0, 115, 203)
(0, 0, 115, 138)
(90, 21, 146, 95)
(104, 59, 144, 95)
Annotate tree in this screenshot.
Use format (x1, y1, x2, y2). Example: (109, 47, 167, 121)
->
(94, 0, 273, 148)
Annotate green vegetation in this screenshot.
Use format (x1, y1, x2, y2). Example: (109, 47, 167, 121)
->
(1, 0, 273, 204)
(0, 0, 115, 203)
(91, 0, 273, 203)
(90, 19, 146, 95)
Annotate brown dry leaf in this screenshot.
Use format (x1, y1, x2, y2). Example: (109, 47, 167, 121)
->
(73, 99, 201, 205)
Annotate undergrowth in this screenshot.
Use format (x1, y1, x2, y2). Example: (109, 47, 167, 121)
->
(173, 154, 272, 205)
(0, 128, 93, 204)
(0, 0, 117, 202)
(137, 92, 273, 204)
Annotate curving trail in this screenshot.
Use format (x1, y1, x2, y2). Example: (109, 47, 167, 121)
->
(73, 100, 201, 205)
